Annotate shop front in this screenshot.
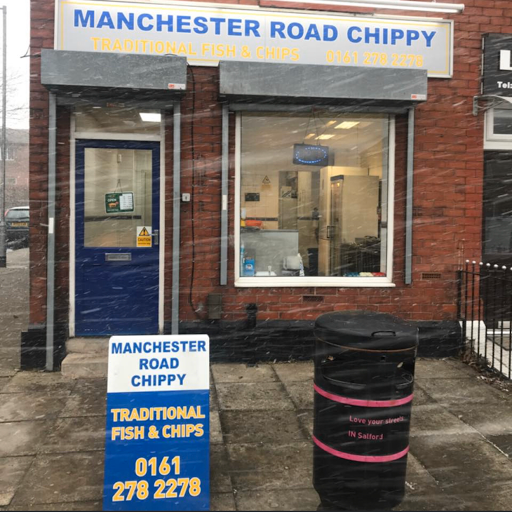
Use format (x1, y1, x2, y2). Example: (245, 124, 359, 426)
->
(24, 0, 479, 370)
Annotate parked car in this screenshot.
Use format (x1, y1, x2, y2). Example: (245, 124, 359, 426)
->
(6, 206, 29, 246)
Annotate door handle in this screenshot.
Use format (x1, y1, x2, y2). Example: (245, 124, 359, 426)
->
(152, 229, 159, 246)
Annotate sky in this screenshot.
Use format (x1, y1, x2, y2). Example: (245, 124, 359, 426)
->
(3, 0, 30, 129)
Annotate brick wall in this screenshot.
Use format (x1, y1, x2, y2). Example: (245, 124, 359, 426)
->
(29, 0, 507, 332)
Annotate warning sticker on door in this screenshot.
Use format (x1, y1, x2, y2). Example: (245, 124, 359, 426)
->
(137, 226, 152, 248)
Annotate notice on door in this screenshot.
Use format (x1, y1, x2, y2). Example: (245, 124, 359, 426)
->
(137, 226, 152, 248)
(106, 192, 134, 213)
(103, 335, 210, 511)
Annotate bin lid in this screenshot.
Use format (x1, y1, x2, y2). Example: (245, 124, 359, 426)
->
(315, 311, 418, 350)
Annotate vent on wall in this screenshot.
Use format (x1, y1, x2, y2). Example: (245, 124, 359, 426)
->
(421, 272, 442, 280)
(303, 295, 324, 302)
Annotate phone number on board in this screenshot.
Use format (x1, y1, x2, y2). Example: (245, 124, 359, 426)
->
(326, 51, 424, 67)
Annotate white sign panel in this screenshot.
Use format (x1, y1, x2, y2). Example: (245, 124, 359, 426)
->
(107, 335, 210, 393)
(56, 0, 453, 78)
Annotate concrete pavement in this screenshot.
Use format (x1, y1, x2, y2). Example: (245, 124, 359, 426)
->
(0, 358, 511, 510)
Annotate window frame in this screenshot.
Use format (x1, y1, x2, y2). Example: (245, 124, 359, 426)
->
(234, 111, 396, 288)
(485, 105, 512, 150)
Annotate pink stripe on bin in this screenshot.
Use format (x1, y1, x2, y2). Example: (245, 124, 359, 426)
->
(314, 383, 413, 408)
(313, 436, 409, 463)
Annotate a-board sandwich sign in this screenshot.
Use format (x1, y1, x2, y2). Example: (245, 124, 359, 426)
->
(103, 335, 210, 511)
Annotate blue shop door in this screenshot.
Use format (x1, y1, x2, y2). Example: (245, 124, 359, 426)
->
(75, 141, 160, 335)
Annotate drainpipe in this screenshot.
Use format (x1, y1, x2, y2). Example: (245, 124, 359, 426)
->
(172, 102, 181, 334)
(46, 92, 57, 371)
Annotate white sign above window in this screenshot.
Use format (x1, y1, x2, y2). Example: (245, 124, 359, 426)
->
(55, 0, 453, 78)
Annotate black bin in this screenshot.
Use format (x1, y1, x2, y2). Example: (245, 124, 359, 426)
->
(313, 311, 419, 510)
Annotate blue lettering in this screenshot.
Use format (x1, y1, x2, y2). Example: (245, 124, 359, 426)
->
(156, 14, 173, 32)
(270, 21, 286, 39)
(347, 26, 362, 43)
(246, 20, 260, 37)
(365, 27, 380, 44)
(112, 342, 123, 354)
(177, 15, 191, 33)
(143, 342, 152, 353)
(117, 12, 134, 30)
(228, 19, 242, 36)
(139, 359, 149, 370)
(163, 341, 171, 352)
(391, 29, 405, 45)
(132, 375, 141, 387)
(407, 30, 420, 46)
(422, 30, 436, 48)
(198, 340, 206, 352)
(323, 25, 338, 42)
(177, 374, 186, 385)
(131, 342, 141, 354)
(153, 341, 162, 352)
(137, 13, 153, 31)
(305, 24, 321, 41)
(74, 9, 94, 28)
(194, 17, 208, 34)
(97, 11, 115, 30)
(210, 17, 226, 35)
(172, 341, 180, 352)
(287, 22, 304, 40)
(123, 344, 133, 354)
(142, 375, 152, 386)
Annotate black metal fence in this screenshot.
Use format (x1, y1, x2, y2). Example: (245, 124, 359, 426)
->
(457, 260, 512, 380)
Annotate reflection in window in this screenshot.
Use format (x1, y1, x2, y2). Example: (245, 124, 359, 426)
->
(239, 112, 390, 278)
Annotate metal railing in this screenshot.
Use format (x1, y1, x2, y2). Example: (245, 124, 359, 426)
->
(457, 260, 512, 380)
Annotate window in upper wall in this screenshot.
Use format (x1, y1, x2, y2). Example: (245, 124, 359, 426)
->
(235, 111, 395, 287)
(485, 103, 512, 150)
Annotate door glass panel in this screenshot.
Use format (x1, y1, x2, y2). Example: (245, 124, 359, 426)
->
(84, 148, 152, 248)
(239, 112, 388, 278)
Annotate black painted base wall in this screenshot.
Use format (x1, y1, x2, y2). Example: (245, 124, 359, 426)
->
(21, 324, 67, 371)
(173, 319, 463, 363)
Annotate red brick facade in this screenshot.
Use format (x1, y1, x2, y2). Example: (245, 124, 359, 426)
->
(29, 0, 501, 334)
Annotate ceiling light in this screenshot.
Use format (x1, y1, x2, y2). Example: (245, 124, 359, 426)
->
(316, 134, 335, 140)
(325, 120, 337, 127)
(272, 0, 464, 12)
(335, 122, 360, 130)
(140, 113, 161, 123)
(305, 133, 316, 139)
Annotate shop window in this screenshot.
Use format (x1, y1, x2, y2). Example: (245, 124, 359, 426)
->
(235, 112, 394, 287)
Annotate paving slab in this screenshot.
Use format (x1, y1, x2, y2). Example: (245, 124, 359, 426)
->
(411, 384, 436, 406)
(0, 378, 10, 392)
(210, 409, 223, 444)
(210, 492, 236, 511)
(414, 358, 475, 380)
(7, 501, 102, 511)
(0, 393, 67, 422)
(447, 403, 512, 436)
(227, 442, 313, 492)
(488, 434, 512, 458)
(212, 363, 277, 383)
(59, 379, 107, 418)
(216, 382, 295, 411)
(0, 372, 76, 395)
(220, 410, 308, 444)
(416, 377, 510, 405)
(0, 421, 52, 457)
(443, 480, 512, 511)
(297, 409, 313, 438)
(235, 488, 320, 511)
(281, 380, 314, 410)
(410, 433, 512, 493)
(273, 361, 314, 382)
(10, 452, 104, 506)
(0, 456, 34, 507)
(210, 444, 233, 494)
(40, 416, 106, 454)
(410, 404, 478, 437)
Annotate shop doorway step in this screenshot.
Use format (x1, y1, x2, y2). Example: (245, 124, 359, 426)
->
(61, 337, 109, 379)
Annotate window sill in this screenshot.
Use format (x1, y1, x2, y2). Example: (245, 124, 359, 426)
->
(235, 277, 396, 288)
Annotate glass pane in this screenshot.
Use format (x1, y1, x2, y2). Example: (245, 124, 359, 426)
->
(494, 107, 512, 135)
(239, 113, 388, 278)
(75, 106, 161, 135)
(84, 148, 152, 248)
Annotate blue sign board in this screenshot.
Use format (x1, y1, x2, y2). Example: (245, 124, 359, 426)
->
(103, 335, 210, 511)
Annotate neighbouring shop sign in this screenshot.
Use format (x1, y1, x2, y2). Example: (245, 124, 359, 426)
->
(483, 34, 512, 95)
(55, 0, 453, 78)
(103, 335, 210, 511)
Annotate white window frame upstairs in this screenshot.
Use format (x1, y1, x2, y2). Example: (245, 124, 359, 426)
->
(234, 112, 396, 288)
(485, 105, 512, 150)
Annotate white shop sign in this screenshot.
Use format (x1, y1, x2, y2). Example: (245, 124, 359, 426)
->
(55, 0, 453, 78)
